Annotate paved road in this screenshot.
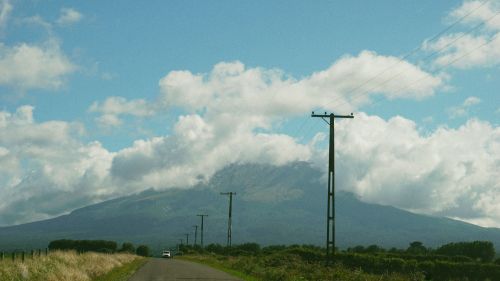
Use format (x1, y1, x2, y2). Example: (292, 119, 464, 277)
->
(128, 258, 243, 281)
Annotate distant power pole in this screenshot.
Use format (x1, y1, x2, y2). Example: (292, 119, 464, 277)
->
(185, 233, 189, 246)
(220, 192, 236, 247)
(178, 239, 183, 252)
(197, 214, 208, 248)
(193, 225, 198, 246)
(311, 111, 353, 265)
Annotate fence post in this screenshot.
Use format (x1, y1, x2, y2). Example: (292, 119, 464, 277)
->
(38, 249, 41, 257)
(21, 251, 25, 263)
(12, 252, 15, 261)
(1, 251, 3, 260)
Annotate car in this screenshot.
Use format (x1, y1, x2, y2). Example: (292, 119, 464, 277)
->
(161, 250, 171, 258)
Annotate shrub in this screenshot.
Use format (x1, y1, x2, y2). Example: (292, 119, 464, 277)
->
(120, 242, 135, 253)
(48, 239, 117, 253)
(136, 245, 151, 257)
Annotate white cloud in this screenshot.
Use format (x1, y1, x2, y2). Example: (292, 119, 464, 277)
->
(0, 0, 12, 30)
(57, 8, 83, 25)
(159, 52, 442, 117)
(89, 96, 156, 127)
(91, 52, 442, 128)
(0, 40, 75, 90)
(424, 0, 500, 68)
(448, 0, 500, 31)
(447, 96, 481, 118)
(0, 106, 116, 225)
(334, 113, 500, 227)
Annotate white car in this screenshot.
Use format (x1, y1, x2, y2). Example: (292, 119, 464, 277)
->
(161, 250, 171, 258)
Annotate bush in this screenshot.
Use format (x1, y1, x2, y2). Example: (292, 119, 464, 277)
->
(436, 241, 495, 262)
(120, 242, 135, 253)
(48, 239, 117, 253)
(136, 245, 151, 257)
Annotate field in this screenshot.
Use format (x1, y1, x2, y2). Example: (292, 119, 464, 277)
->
(0, 251, 143, 281)
(181, 243, 500, 281)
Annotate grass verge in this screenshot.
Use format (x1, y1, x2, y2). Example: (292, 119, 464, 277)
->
(180, 255, 260, 281)
(0, 251, 140, 281)
(93, 257, 147, 281)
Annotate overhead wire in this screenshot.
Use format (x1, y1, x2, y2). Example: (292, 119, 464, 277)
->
(302, 2, 498, 141)
(321, 3, 499, 113)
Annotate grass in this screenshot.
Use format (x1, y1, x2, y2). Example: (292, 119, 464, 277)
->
(182, 254, 425, 281)
(0, 251, 141, 281)
(94, 257, 147, 281)
(180, 255, 261, 281)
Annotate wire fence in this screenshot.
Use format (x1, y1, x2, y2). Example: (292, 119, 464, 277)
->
(0, 248, 49, 262)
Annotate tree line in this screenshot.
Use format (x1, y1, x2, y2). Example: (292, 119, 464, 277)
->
(48, 239, 151, 257)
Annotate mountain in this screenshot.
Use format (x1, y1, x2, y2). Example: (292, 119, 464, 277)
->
(1, 162, 500, 253)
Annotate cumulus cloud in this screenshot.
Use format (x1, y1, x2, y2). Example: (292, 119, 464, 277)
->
(91, 52, 442, 128)
(334, 113, 500, 227)
(159, 52, 443, 117)
(0, 0, 12, 30)
(0, 40, 75, 91)
(0, 106, 115, 225)
(447, 96, 481, 118)
(57, 8, 83, 25)
(1, 102, 499, 228)
(424, 0, 500, 68)
(89, 96, 156, 127)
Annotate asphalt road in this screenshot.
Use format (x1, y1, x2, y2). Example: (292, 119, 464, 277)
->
(128, 258, 243, 281)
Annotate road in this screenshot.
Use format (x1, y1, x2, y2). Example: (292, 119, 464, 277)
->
(128, 258, 243, 281)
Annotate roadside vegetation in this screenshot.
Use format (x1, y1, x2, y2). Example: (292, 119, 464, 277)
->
(0, 240, 150, 281)
(0, 250, 141, 281)
(181, 241, 500, 281)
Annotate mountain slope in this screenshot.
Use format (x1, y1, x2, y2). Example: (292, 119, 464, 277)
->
(1, 162, 500, 252)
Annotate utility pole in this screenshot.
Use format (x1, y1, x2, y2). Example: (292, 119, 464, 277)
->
(193, 225, 198, 246)
(185, 233, 189, 246)
(220, 192, 236, 247)
(197, 214, 208, 248)
(178, 239, 183, 253)
(311, 111, 353, 265)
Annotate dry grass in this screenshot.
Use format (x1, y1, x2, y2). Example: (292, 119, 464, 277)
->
(0, 251, 138, 281)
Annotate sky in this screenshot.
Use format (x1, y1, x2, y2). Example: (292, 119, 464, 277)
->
(0, 0, 499, 228)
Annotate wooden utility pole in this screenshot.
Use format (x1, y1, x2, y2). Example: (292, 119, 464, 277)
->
(193, 225, 198, 246)
(220, 192, 236, 247)
(311, 111, 353, 265)
(197, 214, 208, 248)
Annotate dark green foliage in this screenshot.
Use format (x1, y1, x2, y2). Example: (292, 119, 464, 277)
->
(187, 242, 500, 281)
(136, 245, 150, 257)
(48, 239, 117, 253)
(205, 243, 225, 254)
(406, 241, 427, 255)
(436, 241, 495, 262)
(120, 242, 135, 253)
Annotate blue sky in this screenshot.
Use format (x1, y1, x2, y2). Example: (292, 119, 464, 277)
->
(0, 0, 499, 227)
(4, 0, 497, 149)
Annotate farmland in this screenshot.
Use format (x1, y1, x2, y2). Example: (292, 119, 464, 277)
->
(180, 242, 500, 281)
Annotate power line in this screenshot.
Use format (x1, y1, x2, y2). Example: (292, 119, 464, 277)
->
(345, 13, 500, 114)
(300, 9, 500, 141)
(321, 0, 494, 111)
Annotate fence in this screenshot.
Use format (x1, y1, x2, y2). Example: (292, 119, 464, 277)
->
(0, 248, 49, 262)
